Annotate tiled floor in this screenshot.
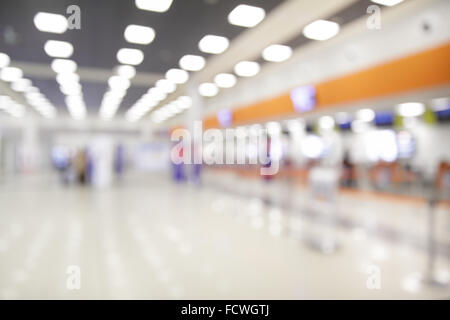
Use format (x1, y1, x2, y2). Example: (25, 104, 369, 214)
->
(0, 172, 449, 299)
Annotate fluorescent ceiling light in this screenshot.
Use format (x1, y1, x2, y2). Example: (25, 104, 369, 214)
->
(262, 44, 292, 62)
(140, 93, 156, 103)
(228, 4, 265, 28)
(105, 89, 127, 100)
(25, 92, 44, 102)
(198, 83, 218, 97)
(303, 19, 340, 41)
(179, 55, 205, 71)
(26, 86, 39, 94)
(156, 79, 176, 93)
(108, 76, 131, 91)
(198, 35, 229, 54)
(135, 0, 173, 12)
(11, 78, 32, 92)
(44, 40, 73, 58)
(60, 83, 82, 96)
(34, 12, 68, 34)
(56, 73, 80, 85)
(124, 25, 155, 45)
(356, 108, 375, 122)
(371, 0, 404, 6)
(148, 87, 167, 101)
(214, 73, 236, 88)
(234, 61, 260, 77)
(117, 48, 144, 66)
(177, 96, 193, 109)
(51, 59, 77, 74)
(396, 102, 425, 117)
(165, 68, 189, 84)
(0, 52, 10, 68)
(0, 67, 23, 82)
(116, 65, 136, 79)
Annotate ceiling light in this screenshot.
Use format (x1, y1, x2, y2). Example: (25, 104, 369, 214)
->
(179, 55, 205, 71)
(11, 78, 32, 92)
(117, 48, 144, 65)
(26, 86, 39, 94)
(303, 19, 340, 41)
(0, 67, 23, 82)
(108, 76, 131, 91)
(44, 40, 73, 58)
(371, 0, 404, 6)
(156, 79, 176, 93)
(135, 0, 173, 12)
(60, 83, 82, 96)
(56, 73, 80, 85)
(234, 61, 260, 77)
(177, 96, 193, 109)
(0, 52, 10, 68)
(105, 89, 127, 100)
(198, 35, 229, 54)
(51, 59, 77, 73)
(148, 87, 167, 101)
(198, 83, 218, 97)
(116, 65, 136, 79)
(65, 95, 84, 105)
(124, 25, 155, 45)
(228, 4, 265, 28)
(262, 44, 292, 62)
(25, 92, 44, 102)
(396, 102, 425, 117)
(140, 93, 156, 103)
(214, 73, 236, 88)
(356, 108, 375, 122)
(34, 12, 68, 34)
(165, 68, 189, 84)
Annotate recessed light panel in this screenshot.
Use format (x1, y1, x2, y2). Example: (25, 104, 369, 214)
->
(228, 5, 265, 28)
(124, 25, 155, 45)
(199, 35, 229, 54)
(135, 0, 173, 12)
(34, 12, 68, 33)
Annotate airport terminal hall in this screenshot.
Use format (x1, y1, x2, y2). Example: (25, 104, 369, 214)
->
(1, 0, 450, 301)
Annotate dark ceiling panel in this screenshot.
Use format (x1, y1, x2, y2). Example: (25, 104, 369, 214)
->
(0, 0, 285, 115)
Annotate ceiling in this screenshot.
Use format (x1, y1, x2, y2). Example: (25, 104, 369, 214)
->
(0, 0, 285, 116)
(0, 0, 388, 121)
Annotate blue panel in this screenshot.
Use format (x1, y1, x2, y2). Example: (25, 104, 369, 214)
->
(374, 111, 394, 126)
(289, 85, 316, 113)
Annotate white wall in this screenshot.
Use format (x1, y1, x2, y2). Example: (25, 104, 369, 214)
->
(201, 0, 450, 117)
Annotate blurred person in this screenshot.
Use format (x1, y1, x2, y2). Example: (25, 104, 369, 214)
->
(342, 151, 356, 188)
(172, 142, 186, 183)
(435, 160, 450, 190)
(261, 135, 275, 206)
(74, 149, 87, 185)
(114, 144, 125, 182)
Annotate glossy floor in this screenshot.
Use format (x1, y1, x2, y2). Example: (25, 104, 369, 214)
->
(0, 172, 449, 299)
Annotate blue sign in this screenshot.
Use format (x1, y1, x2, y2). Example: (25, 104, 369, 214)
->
(217, 109, 233, 128)
(290, 85, 316, 113)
